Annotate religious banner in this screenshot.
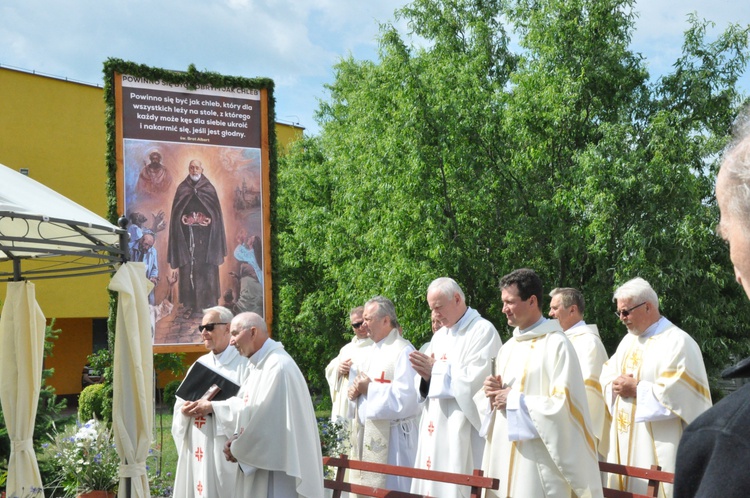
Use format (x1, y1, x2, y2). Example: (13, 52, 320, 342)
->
(105, 61, 274, 350)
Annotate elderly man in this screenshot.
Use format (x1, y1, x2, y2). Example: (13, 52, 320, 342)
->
(477, 269, 603, 498)
(409, 277, 502, 498)
(325, 306, 373, 422)
(549, 287, 609, 456)
(674, 126, 750, 497)
(348, 296, 420, 492)
(168, 159, 227, 317)
(601, 277, 711, 497)
(172, 306, 249, 497)
(130, 230, 158, 305)
(223, 312, 324, 497)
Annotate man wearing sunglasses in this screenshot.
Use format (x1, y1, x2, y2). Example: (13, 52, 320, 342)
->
(172, 306, 250, 498)
(325, 306, 373, 423)
(601, 278, 711, 497)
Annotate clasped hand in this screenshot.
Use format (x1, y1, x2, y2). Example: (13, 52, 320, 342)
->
(408, 350, 435, 381)
(483, 374, 511, 411)
(348, 372, 370, 400)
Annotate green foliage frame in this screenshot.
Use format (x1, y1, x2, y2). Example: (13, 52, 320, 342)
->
(101, 59, 279, 345)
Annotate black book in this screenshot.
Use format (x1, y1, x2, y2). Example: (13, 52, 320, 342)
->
(175, 361, 241, 402)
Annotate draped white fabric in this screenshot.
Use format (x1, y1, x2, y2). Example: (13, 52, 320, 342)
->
(0, 281, 45, 495)
(109, 263, 154, 498)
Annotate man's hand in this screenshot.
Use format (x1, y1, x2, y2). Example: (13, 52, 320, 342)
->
(338, 359, 353, 377)
(224, 433, 238, 462)
(492, 387, 512, 411)
(181, 399, 213, 417)
(348, 384, 360, 401)
(409, 351, 436, 381)
(483, 375, 511, 410)
(613, 373, 638, 398)
(353, 372, 371, 397)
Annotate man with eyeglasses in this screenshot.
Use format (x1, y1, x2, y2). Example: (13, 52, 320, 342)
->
(172, 306, 250, 497)
(673, 120, 750, 498)
(325, 306, 373, 422)
(600, 278, 711, 497)
(409, 277, 502, 498)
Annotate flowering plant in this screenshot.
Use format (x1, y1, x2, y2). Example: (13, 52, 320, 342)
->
(318, 417, 349, 458)
(318, 417, 350, 479)
(44, 419, 119, 495)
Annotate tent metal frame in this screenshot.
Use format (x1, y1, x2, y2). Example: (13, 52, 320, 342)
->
(0, 212, 130, 281)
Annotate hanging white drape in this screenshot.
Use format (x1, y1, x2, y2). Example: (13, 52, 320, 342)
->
(109, 263, 153, 498)
(0, 281, 45, 495)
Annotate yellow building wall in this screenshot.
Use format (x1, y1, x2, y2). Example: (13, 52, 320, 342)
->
(0, 67, 303, 395)
(45, 318, 99, 395)
(0, 68, 111, 318)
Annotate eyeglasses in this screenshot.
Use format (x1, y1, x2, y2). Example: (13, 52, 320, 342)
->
(351, 321, 364, 329)
(614, 302, 646, 318)
(199, 322, 227, 332)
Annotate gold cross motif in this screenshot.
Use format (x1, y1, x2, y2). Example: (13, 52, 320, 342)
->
(625, 349, 642, 372)
(617, 410, 631, 434)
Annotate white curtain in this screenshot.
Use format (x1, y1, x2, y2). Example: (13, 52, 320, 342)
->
(109, 263, 153, 498)
(0, 281, 45, 495)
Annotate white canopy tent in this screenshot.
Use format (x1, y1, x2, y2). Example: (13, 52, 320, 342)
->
(0, 162, 151, 497)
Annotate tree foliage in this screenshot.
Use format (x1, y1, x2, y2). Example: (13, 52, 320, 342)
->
(275, 0, 750, 397)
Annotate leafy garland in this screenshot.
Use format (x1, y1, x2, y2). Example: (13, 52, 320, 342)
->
(101, 58, 279, 341)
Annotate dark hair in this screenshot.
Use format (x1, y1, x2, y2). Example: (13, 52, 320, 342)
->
(500, 268, 543, 310)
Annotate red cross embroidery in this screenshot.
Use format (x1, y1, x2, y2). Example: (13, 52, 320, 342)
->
(244, 392, 250, 405)
(196, 481, 203, 495)
(426, 456, 432, 470)
(440, 353, 448, 360)
(428, 421, 435, 436)
(195, 447, 204, 462)
(374, 371, 391, 383)
(194, 416, 206, 429)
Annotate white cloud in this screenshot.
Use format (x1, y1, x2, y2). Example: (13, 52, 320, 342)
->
(1, 0, 748, 134)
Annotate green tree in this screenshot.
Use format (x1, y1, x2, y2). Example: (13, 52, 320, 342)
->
(275, 0, 750, 397)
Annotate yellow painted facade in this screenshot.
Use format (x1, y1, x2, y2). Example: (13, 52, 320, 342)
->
(0, 66, 303, 394)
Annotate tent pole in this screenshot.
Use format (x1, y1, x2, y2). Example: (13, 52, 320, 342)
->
(12, 258, 21, 281)
(118, 216, 130, 264)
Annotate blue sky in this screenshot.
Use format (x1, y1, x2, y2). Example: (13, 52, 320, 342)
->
(1, 0, 748, 135)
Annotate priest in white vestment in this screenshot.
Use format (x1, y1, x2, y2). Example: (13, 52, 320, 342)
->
(478, 269, 603, 498)
(410, 277, 502, 498)
(325, 306, 373, 422)
(601, 278, 711, 498)
(549, 287, 610, 457)
(348, 296, 420, 493)
(224, 312, 324, 498)
(172, 306, 250, 498)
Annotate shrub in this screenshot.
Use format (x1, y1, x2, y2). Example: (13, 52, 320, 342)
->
(78, 383, 108, 422)
(162, 380, 181, 409)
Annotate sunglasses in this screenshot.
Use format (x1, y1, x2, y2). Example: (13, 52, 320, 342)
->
(351, 321, 364, 329)
(199, 322, 227, 332)
(614, 302, 646, 318)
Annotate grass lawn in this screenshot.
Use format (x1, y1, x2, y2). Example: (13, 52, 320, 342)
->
(151, 404, 178, 495)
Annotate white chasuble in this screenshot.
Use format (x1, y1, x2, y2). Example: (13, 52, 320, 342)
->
(325, 336, 373, 421)
(600, 321, 711, 498)
(230, 339, 324, 498)
(565, 321, 610, 457)
(352, 328, 419, 493)
(172, 347, 250, 498)
(411, 308, 502, 498)
(477, 320, 603, 498)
